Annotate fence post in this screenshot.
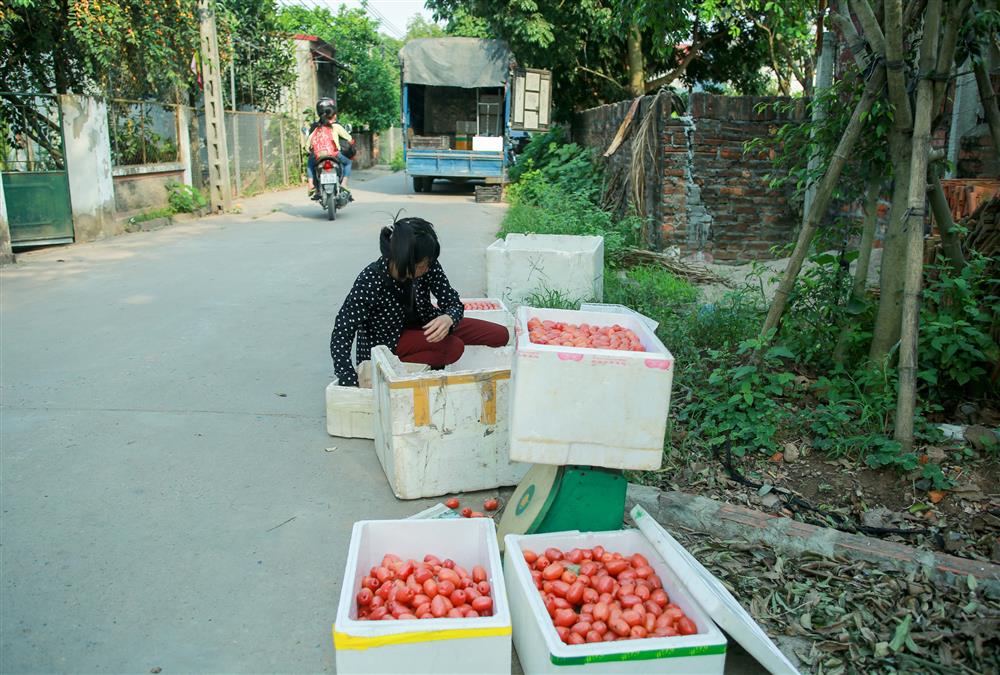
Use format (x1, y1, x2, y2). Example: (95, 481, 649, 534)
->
(258, 116, 265, 191)
(177, 105, 194, 187)
(280, 118, 288, 184)
(231, 113, 241, 197)
(0, 175, 13, 263)
(60, 94, 119, 241)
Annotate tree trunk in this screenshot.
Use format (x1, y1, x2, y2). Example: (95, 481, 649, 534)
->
(834, 176, 881, 363)
(973, 59, 1000, 157)
(895, 0, 942, 453)
(928, 170, 966, 271)
(869, 136, 912, 360)
(759, 65, 887, 339)
(627, 24, 645, 97)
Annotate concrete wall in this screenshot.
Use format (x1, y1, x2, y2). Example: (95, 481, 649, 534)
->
(60, 94, 120, 241)
(112, 163, 186, 216)
(350, 132, 375, 169)
(0, 175, 12, 263)
(377, 127, 403, 164)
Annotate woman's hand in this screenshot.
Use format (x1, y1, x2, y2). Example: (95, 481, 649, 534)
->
(423, 314, 454, 343)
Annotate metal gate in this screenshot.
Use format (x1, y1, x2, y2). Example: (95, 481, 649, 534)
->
(1, 92, 74, 246)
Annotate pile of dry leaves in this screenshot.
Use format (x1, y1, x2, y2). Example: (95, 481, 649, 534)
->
(671, 528, 1000, 674)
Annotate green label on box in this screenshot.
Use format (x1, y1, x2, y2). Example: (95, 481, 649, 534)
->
(550, 643, 726, 666)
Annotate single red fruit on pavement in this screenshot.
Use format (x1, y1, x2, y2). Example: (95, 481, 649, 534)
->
(483, 498, 499, 511)
(461, 507, 473, 518)
(445, 498, 460, 509)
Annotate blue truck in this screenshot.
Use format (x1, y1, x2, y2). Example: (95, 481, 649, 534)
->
(398, 38, 552, 193)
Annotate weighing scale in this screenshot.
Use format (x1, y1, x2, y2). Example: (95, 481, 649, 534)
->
(496, 464, 628, 549)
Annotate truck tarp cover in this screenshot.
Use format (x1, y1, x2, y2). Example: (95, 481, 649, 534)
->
(400, 38, 512, 88)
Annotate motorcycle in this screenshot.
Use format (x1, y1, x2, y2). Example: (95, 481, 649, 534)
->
(315, 154, 351, 221)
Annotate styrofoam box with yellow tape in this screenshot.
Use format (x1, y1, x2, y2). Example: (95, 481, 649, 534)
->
(371, 345, 529, 499)
(334, 517, 512, 675)
(503, 527, 726, 674)
(326, 362, 428, 439)
(486, 234, 604, 308)
(462, 297, 515, 345)
(509, 306, 674, 471)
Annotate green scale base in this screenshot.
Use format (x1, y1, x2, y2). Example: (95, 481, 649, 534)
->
(497, 464, 627, 550)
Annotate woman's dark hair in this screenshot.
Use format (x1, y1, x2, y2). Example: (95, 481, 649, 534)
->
(380, 217, 440, 279)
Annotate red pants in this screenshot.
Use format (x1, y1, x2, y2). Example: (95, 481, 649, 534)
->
(396, 318, 508, 368)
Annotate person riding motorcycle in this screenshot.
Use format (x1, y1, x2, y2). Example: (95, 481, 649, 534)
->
(306, 98, 355, 200)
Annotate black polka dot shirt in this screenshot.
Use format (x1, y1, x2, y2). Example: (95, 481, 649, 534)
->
(330, 257, 464, 386)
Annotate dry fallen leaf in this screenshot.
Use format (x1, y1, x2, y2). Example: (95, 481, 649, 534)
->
(769, 452, 784, 462)
(928, 490, 945, 504)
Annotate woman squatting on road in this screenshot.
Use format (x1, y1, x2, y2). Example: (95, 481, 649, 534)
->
(330, 217, 508, 386)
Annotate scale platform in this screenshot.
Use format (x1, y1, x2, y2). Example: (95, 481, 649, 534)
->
(497, 464, 627, 549)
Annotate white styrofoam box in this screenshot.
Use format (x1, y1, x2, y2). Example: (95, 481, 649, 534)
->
(579, 303, 659, 333)
(473, 135, 504, 152)
(509, 307, 674, 470)
(326, 362, 428, 439)
(486, 234, 604, 308)
(371, 345, 529, 499)
(334, 518, 512, 675)
(326, 378, 375, 439)
(462, 297, 515, 345)
(503, 529, 727, 674)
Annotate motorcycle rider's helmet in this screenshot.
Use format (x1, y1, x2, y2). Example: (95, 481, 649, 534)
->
(316, 98, 336, 122)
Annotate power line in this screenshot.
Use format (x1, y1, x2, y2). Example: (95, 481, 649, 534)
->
(364, 3, 405, 38)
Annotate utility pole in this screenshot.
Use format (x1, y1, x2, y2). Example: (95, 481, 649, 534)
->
(229, 45, 242, 194)
(198, 0, 232, 212)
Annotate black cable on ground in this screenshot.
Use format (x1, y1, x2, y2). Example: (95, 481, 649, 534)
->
(716, 442, 945, 547)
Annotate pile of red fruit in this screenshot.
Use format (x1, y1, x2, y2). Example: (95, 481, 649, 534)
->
(526, 318, 646, 352)
(464, 301, 502, 311)
(522, 545, 697, 644)
(356, 554, 494, 620)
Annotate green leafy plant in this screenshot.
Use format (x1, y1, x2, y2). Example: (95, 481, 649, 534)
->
(501, 171, 640, 264)
(390, 147, 405, 172)
(919, 254, 1000, 394)
(677, 331, 797, 456)
(166, 182, 208, 213)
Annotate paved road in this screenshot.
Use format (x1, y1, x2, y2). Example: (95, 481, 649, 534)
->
(1, 170, 506, 673)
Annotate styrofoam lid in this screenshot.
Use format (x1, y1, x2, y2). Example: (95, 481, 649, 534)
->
(579, 302, 659, 332)
(631, 505, 801, 675)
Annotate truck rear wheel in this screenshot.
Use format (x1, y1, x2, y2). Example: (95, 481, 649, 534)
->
(422, 177, 434, 192)
(412, 176, 424, 193)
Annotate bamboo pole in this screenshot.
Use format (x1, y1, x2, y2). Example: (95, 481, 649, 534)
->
(973, 60, 1000, 157)
(928, 170, 966, 271)
(759, 65, 887, 339)
(894, 0, 942, 452)
(932, 0, 971, 115)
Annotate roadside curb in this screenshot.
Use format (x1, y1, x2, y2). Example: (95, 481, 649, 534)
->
(626, 484, 1000, 598)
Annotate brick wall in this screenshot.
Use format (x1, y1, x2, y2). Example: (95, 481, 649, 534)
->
(574, 89, 998, 262)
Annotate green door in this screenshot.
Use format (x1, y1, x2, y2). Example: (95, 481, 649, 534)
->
(1, 92, 74, 246)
